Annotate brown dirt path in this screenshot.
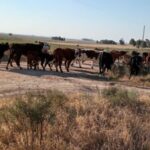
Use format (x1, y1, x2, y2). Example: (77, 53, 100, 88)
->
(0, 62, 149, 98)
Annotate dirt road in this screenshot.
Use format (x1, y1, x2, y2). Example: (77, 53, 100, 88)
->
(0, 62, 149, 97)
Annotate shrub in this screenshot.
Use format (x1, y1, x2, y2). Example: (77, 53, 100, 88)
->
(111, 64, 129, 78)
(102, 87, 138, 107)
(0, 90, 68, 150)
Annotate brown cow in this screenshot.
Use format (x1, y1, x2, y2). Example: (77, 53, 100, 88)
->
(142, 52, 148, 63)
(110, 50, 127, 62)
(53, 48, 76, 72)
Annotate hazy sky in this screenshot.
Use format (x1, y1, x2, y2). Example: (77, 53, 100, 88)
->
(0, 0, 150, 42)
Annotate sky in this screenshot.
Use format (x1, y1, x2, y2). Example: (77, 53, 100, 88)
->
(0, 0, 150, 42)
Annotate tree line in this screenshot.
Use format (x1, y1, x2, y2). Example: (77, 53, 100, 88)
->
(96, 38, 150, 48)
(129, 38, 150, 48)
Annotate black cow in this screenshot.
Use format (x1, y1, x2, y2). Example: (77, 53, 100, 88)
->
(129, 52, 143, 78)
(0, 43, 9, 62)
(99, 52, 114, 75)
(6, 43, 47, 70)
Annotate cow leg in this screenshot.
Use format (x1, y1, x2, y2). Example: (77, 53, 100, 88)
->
(34, 63, 37, 70)
(44, 60, 48, 70)
(78, 60, 82, 68)
(99, 66, 102, 74)
(6, 51, 15, 70)
(91, 61, 94, 69)
(41, 59, 45, 70)
(135, 66, 139, 76)
(71, 60, 74, 67)
(65, 60, 68, 72)
(99, 64, 104, 74)
(64, 60, 67, 70)
(15, 55, 22, 70)
(48, 61, 53, 71)
(102, 66, 106, 75)
(56, 64, 58, 72)
(27, 59, 30, 70)
(54, 61, 59, 72)
(129, 67, 134, 79)
(58, 60, 63, 73)
(66, 60, 72, 72)
(27, 58, 32, 70)
(48, 64, 52, 71)
(10, 59, 13, 67)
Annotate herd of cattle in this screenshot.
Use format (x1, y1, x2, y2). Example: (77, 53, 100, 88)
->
(0, 42, 150, 78)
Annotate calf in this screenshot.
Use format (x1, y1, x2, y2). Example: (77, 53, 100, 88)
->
(43, 53, 54, 71)
(0, 43, 9, 62)
(27, 51, 40, 70)
(53, 48, 76, 72)
(74, 49, 101, 69)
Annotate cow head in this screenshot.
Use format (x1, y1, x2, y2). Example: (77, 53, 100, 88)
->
(42, 43, 50, 53)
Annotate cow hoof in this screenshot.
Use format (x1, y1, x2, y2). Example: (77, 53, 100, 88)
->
(6, 67, 8, 70)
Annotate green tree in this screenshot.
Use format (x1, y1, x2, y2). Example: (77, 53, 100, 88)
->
(119, 38, 125, 45)
(145, 39, 150, 47)
(129, 38, 136, 46)
(136, 40, 142, 48)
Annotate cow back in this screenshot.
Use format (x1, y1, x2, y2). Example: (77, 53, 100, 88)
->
(54, 48, 76, 60)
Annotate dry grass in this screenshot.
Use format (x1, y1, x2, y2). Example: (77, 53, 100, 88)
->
(1, 33, 150, 52)
(0, 89, 150, 150)
(49, 41, 150, 52)
(119, 75, 150, 88)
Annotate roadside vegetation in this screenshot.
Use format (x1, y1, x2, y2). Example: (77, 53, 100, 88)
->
(0, 89, 149, 150)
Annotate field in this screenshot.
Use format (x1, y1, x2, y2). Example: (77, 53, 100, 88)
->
(1, 33, 150, 52)
(0, 34, 150, 150)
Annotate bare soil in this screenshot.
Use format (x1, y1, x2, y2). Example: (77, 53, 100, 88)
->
(0, 61, 149, 98)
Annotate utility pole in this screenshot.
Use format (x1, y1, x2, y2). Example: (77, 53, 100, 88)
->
(142, 25, 145, 41)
